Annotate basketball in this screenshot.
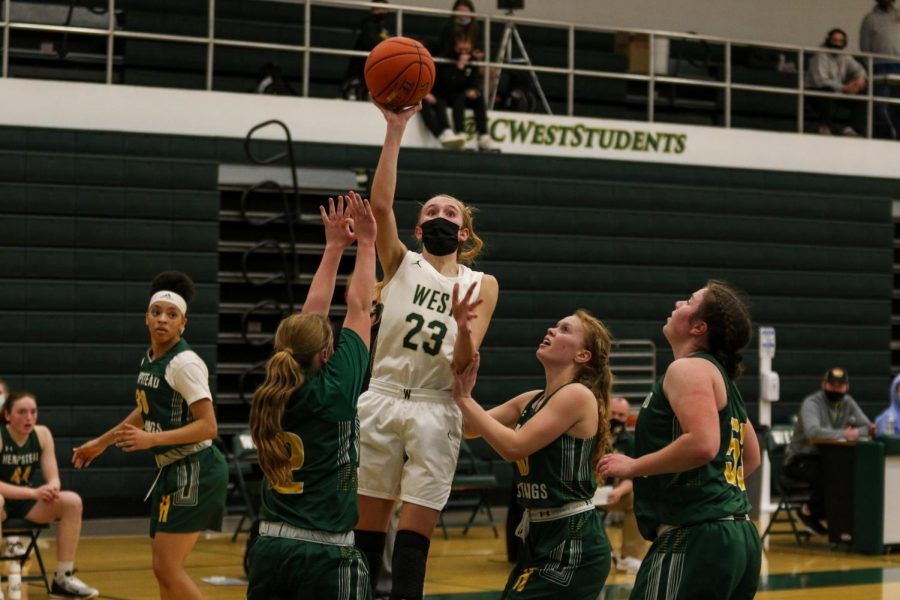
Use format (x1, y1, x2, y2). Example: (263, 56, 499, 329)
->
(364, 37, 435, 109)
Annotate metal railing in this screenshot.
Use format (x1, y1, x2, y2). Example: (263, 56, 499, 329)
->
(3, 0, 899, 138)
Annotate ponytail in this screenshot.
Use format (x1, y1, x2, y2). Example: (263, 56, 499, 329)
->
(249, 313, 332, 490)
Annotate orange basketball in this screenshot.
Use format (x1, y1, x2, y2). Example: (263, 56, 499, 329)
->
(364, 37, 435, 109)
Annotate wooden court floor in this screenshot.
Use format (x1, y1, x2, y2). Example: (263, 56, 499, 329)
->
(8, 519, 900, 599)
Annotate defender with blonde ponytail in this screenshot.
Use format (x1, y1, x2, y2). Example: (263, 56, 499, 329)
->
(452, 306, 613, 599)
(599, 282, 762, 600)
(246, 192, 378, 600)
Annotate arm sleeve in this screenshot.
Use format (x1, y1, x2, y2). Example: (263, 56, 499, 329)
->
(166, 353, 212, 405)
(800, 397, 844, 440)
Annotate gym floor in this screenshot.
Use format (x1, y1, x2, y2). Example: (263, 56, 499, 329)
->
(9, 515, 900, 599)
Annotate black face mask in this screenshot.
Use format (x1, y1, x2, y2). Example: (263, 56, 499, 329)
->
(610, 419, 627, 435)
(825, 390, 845, 403)
(825, 40, 846, 50)
(420, 217, 460, 256)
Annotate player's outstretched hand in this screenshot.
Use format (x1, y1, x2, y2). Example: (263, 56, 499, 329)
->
(320, 195, 355, 250)
(453, 352, 481, 403)
(72, 438, 106, 468)
(452, 281, 484, 336)
(345, 191, 376, 246)
(374, 101, 422, 128)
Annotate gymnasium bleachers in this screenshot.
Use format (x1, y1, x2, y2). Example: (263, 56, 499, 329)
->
(0, 121, 892, 516)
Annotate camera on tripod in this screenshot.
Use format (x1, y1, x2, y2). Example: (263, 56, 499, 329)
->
(497, 0, 524, 11)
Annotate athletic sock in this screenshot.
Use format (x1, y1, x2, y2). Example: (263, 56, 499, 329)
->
(354, 529, 387, 592)
(55, 561, 74, 579)
(390, 529, 431, 600)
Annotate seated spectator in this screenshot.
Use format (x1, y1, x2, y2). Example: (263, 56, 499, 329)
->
(598, 397, 650, 575)
(805, 28, 867, 136)
(436, 0, 482, 58)
(0, 392, 99, 598)
(421, 33, 495, 151)
(783, 368, 875, 535)
(875, 373, 900, 435)
(341, 0, 392, 101)
(860, 0, 900, 139)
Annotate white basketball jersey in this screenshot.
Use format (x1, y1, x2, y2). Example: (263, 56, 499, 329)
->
(370, 250, 484, 391)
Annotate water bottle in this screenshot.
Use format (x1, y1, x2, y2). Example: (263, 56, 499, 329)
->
(8, 560, 22, 600)
(887, 413, 896, 436)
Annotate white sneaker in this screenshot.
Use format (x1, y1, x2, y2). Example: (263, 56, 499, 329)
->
(2, 540, 24, 558)
(438, 129, 466, 150)
(818, 124, 832, 135)
(50, 571, 99, 598)
(616, 556, 642, 575)
(477, 133, 497, 151)
(841, 126, 859, 136)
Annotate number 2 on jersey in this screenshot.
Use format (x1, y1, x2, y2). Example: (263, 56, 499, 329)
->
(402, 312, 448, 356)
(273, 432, 305, 494)
(724, 417, 745, 490)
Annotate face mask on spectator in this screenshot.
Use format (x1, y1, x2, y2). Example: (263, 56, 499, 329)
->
(825, 390, 845, 403)
(455, 17, 472, 26)
(825, 39, 846, 50)
(610, 418, 626, 435)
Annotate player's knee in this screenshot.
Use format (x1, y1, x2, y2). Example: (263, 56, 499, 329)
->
(60, 491, 83, 514)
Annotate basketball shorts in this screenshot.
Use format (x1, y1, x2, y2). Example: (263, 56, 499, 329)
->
(357, 387, 463, 510)
(630, 518, 761, 600)
(149, 445, 228, 537)
(247, 536, 371, 600)
(502, 509, 610, 599)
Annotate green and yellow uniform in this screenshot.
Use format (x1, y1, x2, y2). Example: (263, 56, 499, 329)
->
(247, 329, 372, 600)
(0, 427, 41, 519)
(631, 353, 760, 600)
(503, 384, 610, 599)
(136, 338, 228, 537)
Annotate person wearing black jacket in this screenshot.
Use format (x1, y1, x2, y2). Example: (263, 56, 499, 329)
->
(342, 0, 391, 101)
(421, 33, 495, 151)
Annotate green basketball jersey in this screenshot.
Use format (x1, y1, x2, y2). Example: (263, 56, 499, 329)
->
(259, 328, 369, 533)
(135, 338, 209, 458)
(633, 353, 752, 540)
(0, 427, 41, 488)
(512, 384, 598, 509)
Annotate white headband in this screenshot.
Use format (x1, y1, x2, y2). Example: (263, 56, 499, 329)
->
(149, 290, 188, 316)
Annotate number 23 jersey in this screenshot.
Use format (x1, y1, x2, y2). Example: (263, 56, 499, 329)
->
(370, 250, 483, 391)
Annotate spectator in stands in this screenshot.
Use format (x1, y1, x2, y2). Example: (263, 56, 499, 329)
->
(805, 28, 867, 136)
(597, 397, 650, 575)
(421, 33, 495, 151)
(342, 0, 391, 101)
(436, 0, 482, 57)
(875, 373, 900, 435)
(783, 367, 876, 535)
(1, 391, 99, 598)
(860, 0, 900, 138)
(0, 378, 7, 410)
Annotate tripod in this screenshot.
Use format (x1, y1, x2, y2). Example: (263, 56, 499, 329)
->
(489, 16, 552, 114)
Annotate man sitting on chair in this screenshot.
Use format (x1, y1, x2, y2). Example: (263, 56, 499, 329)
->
(783, 368, 875, 535)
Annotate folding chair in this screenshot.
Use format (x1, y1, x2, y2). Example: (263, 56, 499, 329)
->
(760, 426, 812, 545)
(217, 431, 261, 542)
(438, 439, 499, 539)
(0, 520, 51, 594)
